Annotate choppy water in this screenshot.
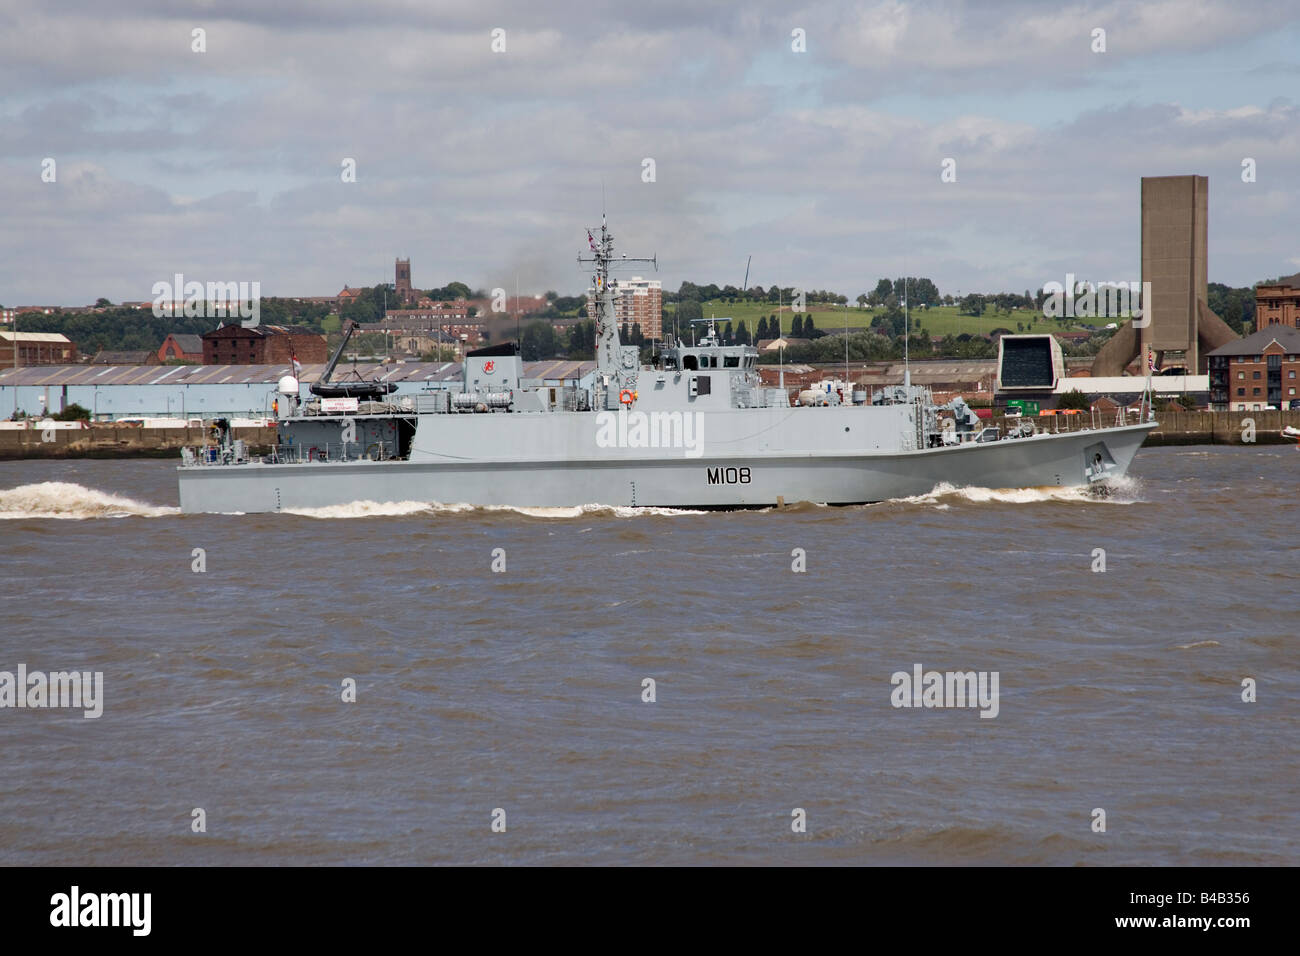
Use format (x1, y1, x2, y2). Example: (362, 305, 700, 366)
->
(0, 446, 1296, 865)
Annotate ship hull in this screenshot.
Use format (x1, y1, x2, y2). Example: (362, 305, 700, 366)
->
(177, 421, 1154, 514)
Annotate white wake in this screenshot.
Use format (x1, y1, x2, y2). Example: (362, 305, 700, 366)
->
(890, 476, 1142, 506)
(281, 500, 706, 519)
(0, 482, 178, 519)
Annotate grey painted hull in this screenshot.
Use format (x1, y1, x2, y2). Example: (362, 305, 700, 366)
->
(177, 415, 1155, 513)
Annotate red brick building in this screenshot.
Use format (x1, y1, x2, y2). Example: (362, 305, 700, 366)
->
(1255, 273, 1300, 330)
(1207, 324, 1300, 410)
(157, 333, 204, 363)
(201, 325, 328, 366)
(336, 286, 365, 311)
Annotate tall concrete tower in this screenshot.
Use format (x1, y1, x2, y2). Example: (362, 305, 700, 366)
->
(1092, 175, 1236, 375)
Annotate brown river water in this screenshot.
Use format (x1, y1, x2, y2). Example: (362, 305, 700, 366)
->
(0, 445, 1296, 865)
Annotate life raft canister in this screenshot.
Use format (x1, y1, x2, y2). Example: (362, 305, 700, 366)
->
(619, 389, 634, 405)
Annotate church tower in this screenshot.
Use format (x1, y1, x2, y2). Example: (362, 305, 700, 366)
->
(395, 258, 414, 305)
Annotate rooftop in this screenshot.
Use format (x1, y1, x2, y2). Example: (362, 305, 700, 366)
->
(1205, 324, 1300, 357)
(165, 333, 204, 352)
(0, 331, 73, 343)
(203, 324, 322, 338)
(0, 360, 594, 387)
(90, 350, 156, 364)
(1258, 272, 1300, 290)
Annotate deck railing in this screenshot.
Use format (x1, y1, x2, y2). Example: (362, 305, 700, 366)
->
(183, 440, 399, 466)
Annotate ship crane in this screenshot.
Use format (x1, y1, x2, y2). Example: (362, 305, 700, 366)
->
(310, 318, 396, 400)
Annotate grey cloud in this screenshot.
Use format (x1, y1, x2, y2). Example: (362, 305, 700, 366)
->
(1, 0, 1298, 304)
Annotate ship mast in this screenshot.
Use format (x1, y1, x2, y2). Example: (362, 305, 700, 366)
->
(903, 274, 911, 389)
(903, 218, 911, 390)
(578, 217, 656, 402)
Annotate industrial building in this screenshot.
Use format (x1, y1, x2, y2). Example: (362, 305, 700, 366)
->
(0, 359, 595, 421)
(201, 324, 328, 366)
(1091, 175, 1236, 376)
(997, 335, 1066, 395)
(0, 331, 77, 366)
(996, 333, 1207, 408)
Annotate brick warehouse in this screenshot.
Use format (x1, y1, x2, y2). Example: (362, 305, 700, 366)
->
(0, 331, 78, 366)
(201, 325, 328, 366)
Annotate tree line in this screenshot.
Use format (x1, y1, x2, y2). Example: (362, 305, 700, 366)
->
(8, 300, 330, 355)
(3, 275, 1275, 358)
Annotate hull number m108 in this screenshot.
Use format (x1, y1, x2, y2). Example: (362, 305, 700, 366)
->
(707, 467, 751, 485)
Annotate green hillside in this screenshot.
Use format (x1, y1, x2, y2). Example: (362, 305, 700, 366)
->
(674, 301, 1077, 338)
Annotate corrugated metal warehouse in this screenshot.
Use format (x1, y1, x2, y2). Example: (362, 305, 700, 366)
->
(0, 360, 595, 420)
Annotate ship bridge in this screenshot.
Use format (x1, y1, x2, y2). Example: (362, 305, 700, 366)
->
(660, 318, 759, 372)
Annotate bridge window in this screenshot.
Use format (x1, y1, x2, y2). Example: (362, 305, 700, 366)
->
(724, 355, 739, 368)
(683, 355, 698, 371)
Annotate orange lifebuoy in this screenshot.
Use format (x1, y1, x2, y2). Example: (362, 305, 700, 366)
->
(619, 389, 634, 405)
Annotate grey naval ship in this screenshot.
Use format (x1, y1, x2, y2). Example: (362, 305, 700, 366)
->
(177, 220, 1155, 513)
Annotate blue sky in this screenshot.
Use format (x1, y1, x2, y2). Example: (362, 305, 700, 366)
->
(1, 0, 1298, 305)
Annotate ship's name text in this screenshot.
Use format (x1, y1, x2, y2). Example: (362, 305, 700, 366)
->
(706, 467, 751, 485)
